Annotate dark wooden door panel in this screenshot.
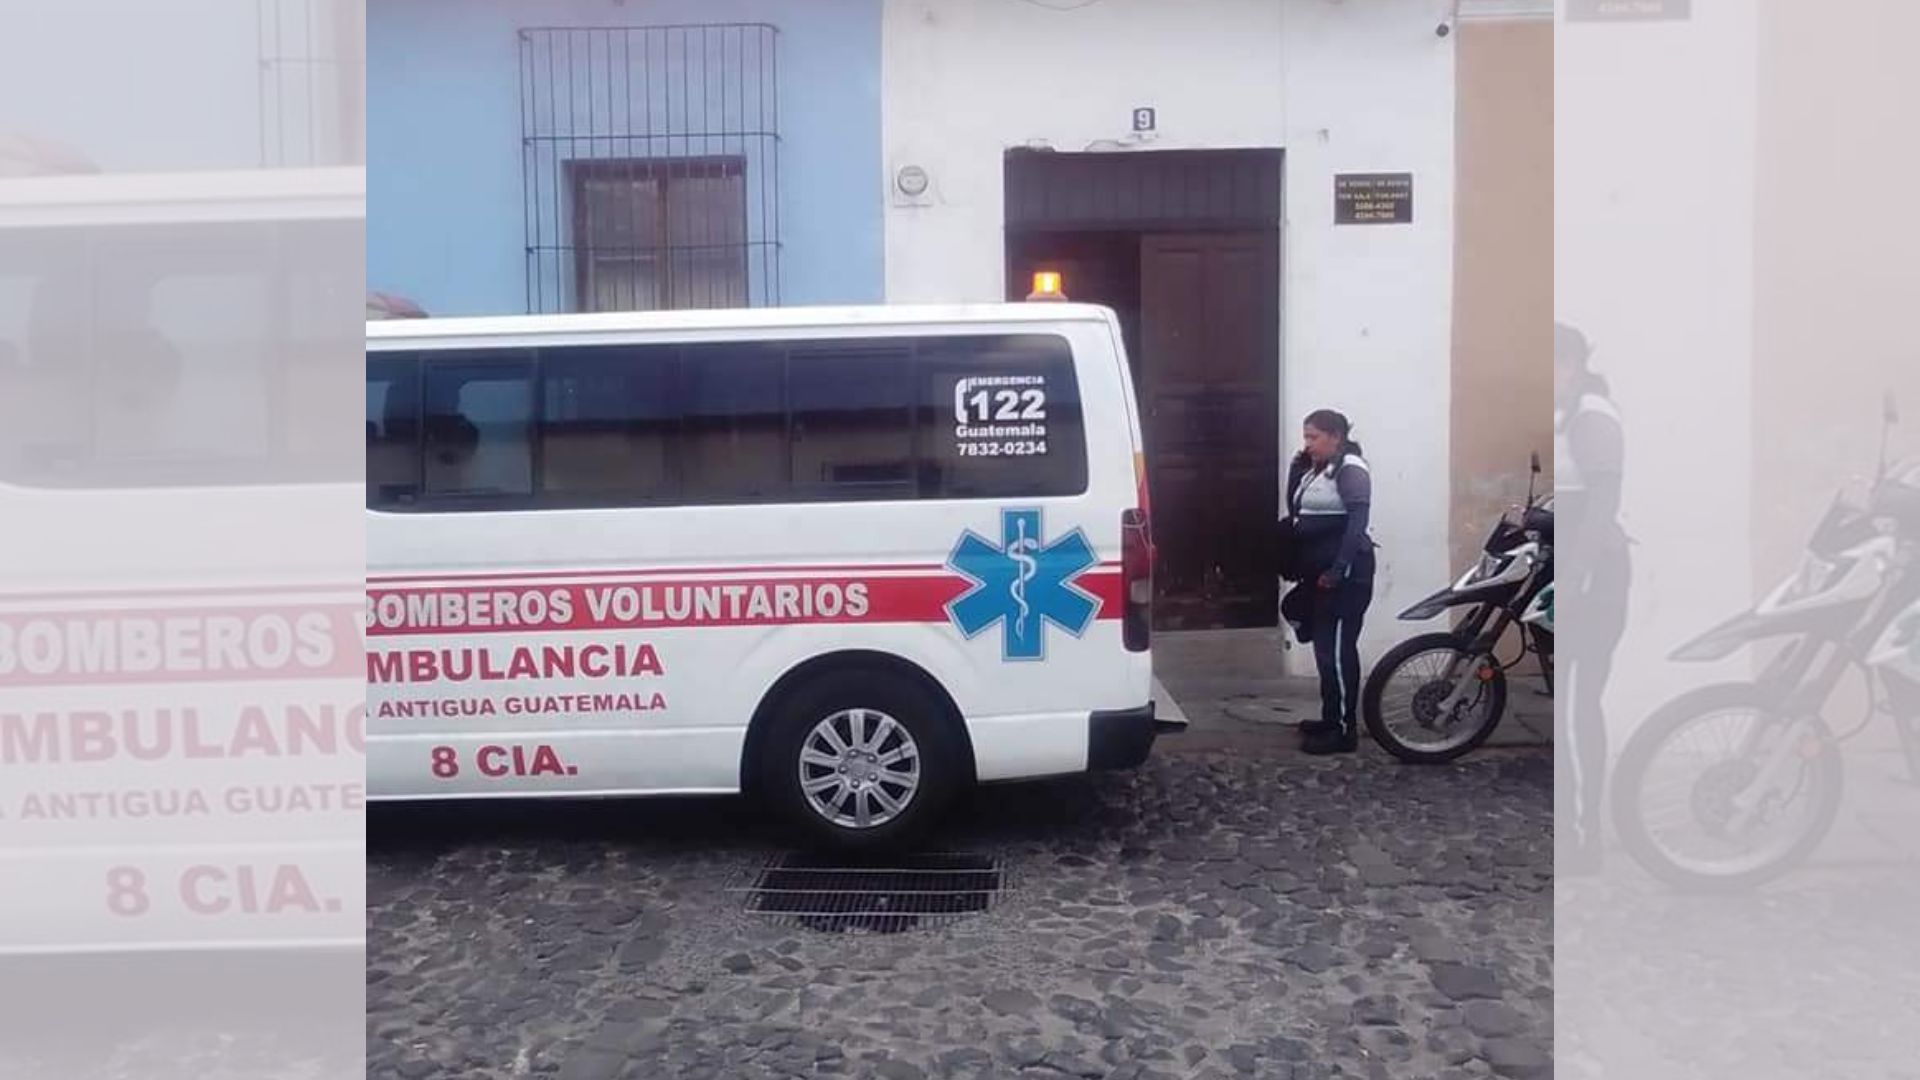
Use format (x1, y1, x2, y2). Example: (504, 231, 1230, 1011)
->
(1141, 231, 1280, 629)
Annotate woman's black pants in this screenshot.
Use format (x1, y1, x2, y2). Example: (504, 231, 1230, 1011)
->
(1312, 575, 1374, 733)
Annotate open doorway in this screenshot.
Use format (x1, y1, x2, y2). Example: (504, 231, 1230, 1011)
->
(1006, 149, 1282, 630)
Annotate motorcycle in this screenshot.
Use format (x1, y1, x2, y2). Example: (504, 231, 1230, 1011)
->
(1611, 394, 1920, 890)
(1359, 453, 1555, 763)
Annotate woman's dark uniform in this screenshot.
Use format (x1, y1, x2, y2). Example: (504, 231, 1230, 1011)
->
(1283, 449, 1377, 753)
(1557, 380, 1628, 872)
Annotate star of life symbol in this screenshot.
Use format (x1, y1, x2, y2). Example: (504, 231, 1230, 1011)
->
(945, 509, 1100, 661)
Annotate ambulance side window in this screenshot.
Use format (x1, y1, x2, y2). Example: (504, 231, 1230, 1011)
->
(787, 343, 915, 502)
(7, 217, 361, 489)
(539, 344, 679, 504)
(420, 353, 536, 501)
(365, 331, 1094, 511)
(366, 354, 420, 505)
(916, 334, 1088, 499)
(679, 341, 789, 503)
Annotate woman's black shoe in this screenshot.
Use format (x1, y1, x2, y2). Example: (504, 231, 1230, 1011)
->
(1298, 718, 1337, 738)
(1301, 726, 1358, 755)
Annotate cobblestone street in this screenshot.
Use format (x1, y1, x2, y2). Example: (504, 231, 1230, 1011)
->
(368, 632, 1553, 1080)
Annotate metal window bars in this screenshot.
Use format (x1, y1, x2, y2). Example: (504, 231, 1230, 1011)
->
(519, 24, 781, 315)
(257, 0, 364, 168)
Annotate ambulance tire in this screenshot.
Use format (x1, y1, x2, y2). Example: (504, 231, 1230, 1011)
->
(763, 668, 961, 852)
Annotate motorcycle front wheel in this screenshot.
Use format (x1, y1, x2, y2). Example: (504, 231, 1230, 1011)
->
(1361, 632, 1508, 764)
(1611, 683, 1844, 892)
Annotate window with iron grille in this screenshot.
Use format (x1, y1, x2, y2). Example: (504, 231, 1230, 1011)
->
(570, 157, 748, 312)
(258, 0, 364, 167)
(521, 25, 780, 315)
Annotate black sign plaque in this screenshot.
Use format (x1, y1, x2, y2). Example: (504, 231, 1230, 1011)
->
(1334, 173, 1413, 225)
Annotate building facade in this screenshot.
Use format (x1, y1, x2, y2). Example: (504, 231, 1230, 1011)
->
(366, 0, 1553, 663)
(368, 0, 885, 316)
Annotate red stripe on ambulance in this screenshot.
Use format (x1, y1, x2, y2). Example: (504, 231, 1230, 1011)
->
(0, 604, 365, 687)
(364, 572, 1123, 637)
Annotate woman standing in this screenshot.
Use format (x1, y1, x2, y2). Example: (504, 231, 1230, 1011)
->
(1555, 322, 1628, 874)
(1282, 409, 1377, 755)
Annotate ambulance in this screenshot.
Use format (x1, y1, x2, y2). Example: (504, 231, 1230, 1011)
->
(0, 165, 366, 954)
(365, 292, 1174, 847)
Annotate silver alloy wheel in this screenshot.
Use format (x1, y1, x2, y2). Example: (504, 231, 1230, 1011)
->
(798, 707, 921, 830)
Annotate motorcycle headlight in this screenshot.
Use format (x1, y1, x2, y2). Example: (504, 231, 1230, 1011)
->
(1465, 553, 1512, 586)
(1781, 555, 1841, 603)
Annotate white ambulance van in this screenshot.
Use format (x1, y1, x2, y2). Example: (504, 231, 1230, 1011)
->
(0, 166, 365, 955)
(364, 302, 1172, 847)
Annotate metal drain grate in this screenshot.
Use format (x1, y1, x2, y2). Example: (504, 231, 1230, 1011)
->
(739, 851, 1004, 935)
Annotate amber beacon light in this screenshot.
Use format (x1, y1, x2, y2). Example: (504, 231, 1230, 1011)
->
(1026, 271, 1067, 302)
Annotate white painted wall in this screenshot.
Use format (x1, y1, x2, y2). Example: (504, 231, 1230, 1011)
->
(882, 0, 1458, 666)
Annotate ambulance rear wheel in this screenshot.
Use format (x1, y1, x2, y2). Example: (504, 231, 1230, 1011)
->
(764, 669, 960, 851)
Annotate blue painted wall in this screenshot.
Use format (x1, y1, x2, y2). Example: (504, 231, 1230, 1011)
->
(368, 0, 883, 316)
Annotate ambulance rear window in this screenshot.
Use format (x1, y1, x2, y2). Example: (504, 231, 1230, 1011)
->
(917, 334, 1086, 500)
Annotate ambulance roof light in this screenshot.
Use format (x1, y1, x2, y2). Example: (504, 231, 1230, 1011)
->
(1026, 271, 1067, 302)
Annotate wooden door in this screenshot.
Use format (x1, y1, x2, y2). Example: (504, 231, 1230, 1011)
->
(1139, 231, 1280, 628)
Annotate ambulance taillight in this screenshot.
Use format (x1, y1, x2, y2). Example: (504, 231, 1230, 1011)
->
(1122, 506, 1152, 653)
